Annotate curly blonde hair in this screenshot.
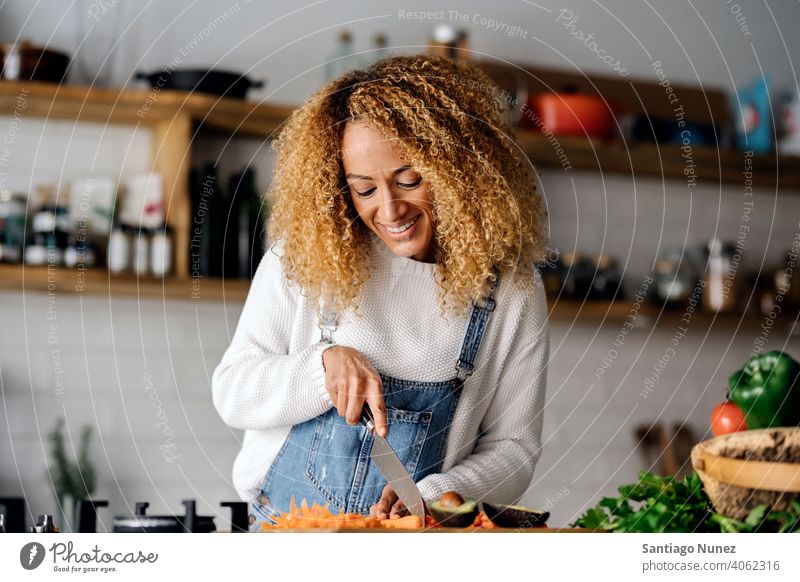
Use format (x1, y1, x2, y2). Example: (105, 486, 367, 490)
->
(268, 54, 547, 318)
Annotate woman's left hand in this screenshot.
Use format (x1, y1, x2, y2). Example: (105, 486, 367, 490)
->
(369, 484, 408, 519)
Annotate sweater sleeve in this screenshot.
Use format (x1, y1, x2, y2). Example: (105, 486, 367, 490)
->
(212, 243, 335, 430)
(416, 279, 549, 504)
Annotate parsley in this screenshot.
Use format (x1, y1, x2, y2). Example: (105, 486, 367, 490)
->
(573, 471, 800, 533)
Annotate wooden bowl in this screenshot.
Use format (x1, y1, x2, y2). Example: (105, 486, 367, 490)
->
(691, 428, 800, 520)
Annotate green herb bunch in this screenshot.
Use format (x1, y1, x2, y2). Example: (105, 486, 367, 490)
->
(47, 417, 96, 505)
(574, 471, 800, 533)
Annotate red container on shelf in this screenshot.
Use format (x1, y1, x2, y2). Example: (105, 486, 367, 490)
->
(522, 90, 616, 139)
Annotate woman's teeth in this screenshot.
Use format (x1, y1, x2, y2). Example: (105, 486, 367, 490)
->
(384, 215, 419, 233)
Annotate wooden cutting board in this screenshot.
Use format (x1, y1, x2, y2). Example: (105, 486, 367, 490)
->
(254, 527, 592, 533)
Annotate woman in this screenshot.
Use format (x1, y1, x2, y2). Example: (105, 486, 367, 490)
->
(212, 54, 549, 529)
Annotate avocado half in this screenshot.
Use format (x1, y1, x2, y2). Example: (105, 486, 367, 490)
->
(481, 502, 549, 528)
(428, 499, 479, 528)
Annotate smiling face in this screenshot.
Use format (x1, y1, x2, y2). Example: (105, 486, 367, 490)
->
(341, 122, 436, 262)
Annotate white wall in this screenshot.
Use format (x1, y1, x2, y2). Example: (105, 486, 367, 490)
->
(2, 0, 800, 528)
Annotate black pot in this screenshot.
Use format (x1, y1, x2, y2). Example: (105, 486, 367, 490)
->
(1, 42, 70, 83)
(73, 499, 248, 533)
(136, 68, 265, 99)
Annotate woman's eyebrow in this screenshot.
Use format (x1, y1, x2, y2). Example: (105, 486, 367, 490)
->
(345, 166, 412, 180)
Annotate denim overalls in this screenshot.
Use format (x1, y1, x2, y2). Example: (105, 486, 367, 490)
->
(247, 273, 500, 530)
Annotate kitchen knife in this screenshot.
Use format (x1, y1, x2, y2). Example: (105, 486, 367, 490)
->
(361, 405, 427, 523)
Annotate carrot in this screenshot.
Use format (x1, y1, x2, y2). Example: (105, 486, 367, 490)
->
(379, 515, 422, 530)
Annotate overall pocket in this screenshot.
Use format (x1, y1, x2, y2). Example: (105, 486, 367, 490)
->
(305, 407, 432, 514)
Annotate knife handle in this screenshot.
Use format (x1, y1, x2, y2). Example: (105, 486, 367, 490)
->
(360, 402, 376, 432)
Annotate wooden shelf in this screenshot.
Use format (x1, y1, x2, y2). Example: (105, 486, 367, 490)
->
(3, 265, 791, 328)
(0, 264, 250, 302)
(546, 296, 773, 326)
(517, 132, 800, 190)
(4, 79, 797, 191)
(0, 79, 293, 137)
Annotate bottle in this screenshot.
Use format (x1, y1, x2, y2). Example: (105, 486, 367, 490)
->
(775, 250, 800, 307)
(0, 189, 27, 263)
(361, 33, 389, 68)
(150, 225, 172, 276)
(590, 255, 623, 300)
(28, 185, 67, 266)
(231, 167, 265, 279)
(30, 514, 57, 533)
(704, 239, 737, 312)
(64, 235, 96, 269)
(132, 228, 150, 275)
(107, 223, 130, 273)
(653, 252, 693, 305)
(324, 30, 355, 82)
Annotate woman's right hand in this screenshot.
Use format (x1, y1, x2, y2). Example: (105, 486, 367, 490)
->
(322, 346, 388, 437)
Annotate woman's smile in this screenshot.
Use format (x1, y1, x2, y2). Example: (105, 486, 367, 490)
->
(379, 214, 420, 237)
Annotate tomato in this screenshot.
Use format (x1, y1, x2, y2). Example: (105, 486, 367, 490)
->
(710, 400, 747, 436)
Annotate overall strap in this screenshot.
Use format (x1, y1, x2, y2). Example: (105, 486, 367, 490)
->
(454, 269, 501, 382)
(317, 294, 339, 343)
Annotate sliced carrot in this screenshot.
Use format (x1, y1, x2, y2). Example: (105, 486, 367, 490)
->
(379, 515, 422, 530)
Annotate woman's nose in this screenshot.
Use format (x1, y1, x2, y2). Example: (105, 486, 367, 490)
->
(380, 189, 406, 221)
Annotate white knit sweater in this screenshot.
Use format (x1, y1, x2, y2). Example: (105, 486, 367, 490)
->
(212, 232, 549, 506)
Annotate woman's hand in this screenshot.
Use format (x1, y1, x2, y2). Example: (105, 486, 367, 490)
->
(322, 345, 388, 437)
(369, 484, 408, 519)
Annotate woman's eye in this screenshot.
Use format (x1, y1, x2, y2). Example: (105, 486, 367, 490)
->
(354, 187, 376, 197)
(398, 178, 422, 189)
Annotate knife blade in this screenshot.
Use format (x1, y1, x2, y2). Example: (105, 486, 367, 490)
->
(361, 405, 426, 523)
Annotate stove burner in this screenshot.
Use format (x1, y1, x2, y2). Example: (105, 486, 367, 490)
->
(0, 497, 249, 533)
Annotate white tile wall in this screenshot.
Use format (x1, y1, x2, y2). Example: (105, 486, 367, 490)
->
(0, 116, 152, 195)
(0, 290, 244, 532)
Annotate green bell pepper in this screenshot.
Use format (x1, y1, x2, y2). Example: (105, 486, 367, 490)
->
(728, 350, 800, 429)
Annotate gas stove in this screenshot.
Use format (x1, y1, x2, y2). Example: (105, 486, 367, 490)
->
(0, 497, 249, 533)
